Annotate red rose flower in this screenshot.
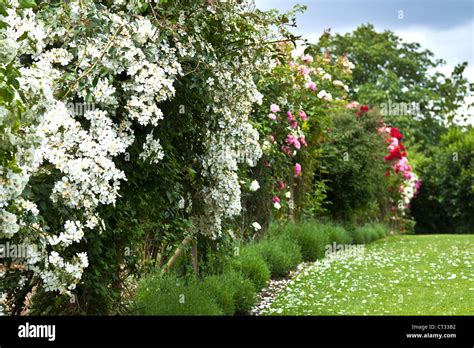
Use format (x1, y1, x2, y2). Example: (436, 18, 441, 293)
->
(384, 147, 402, 161)
(390, 127, 403, 140)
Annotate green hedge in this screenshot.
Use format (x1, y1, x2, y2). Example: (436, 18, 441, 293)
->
(228, 247, 271, 291)
(322, 222, 353, 245)
(222, 270, 257, 315)
(249, 237, 303, 278)
(135, 273, 223, 315)
(352, 223, 387, 244)
(271, 222, 329, 261)
(135, 270, 258, 316)
(200, 274, 236, 315)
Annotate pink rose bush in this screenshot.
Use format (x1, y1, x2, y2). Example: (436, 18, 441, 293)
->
(246, 42, 354, 224)
(346, 104, 421, 225)
(379, 126, 421, 213)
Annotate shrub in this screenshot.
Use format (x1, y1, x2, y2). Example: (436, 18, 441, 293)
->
(317, 109, 390, 222)
(352, 227, 367, 244)
(321, 222, 353, 245)
(135, 273, 222, 315)
(352, 223, 386, 244)
(278, 222, 329, 262)
(372, 223, 387, 239)
(255, 237, 303, 277)
(412, 127, 473, 234)
(200, 275, 236, 316)
(221, 270, 257, 315)
(229, 247, 271, 291)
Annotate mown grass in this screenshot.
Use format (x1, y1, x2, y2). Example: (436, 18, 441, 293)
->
(263, 234, 474, 315)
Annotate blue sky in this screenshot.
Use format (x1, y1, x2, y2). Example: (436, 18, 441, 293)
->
(255, 0, 473, 81)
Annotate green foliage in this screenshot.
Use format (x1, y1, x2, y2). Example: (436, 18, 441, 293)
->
(133, 220, 390, 315)
(268, 221, 353, 262)
(312, 24, 471, 124)
(321, 222, 353, 245)
(5, 0, 470, 318)
(318, 108, 390, 223)
(200, 274, 236, 315)
(411, 127, 474, 233)
(249, 235, 303, 277)
(229, 247, 271, 291)
(135, 273, 223, 316)
(244, 31, 351, 233)
(221, 270, 258, 315)
(311, 24, 472, 233)
(13, 0, 299, 315)
(272, 222, 329, 261)
(352, 223, 387, 244)
(134, 268, 259, 316)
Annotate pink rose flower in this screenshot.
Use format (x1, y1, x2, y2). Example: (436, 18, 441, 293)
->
(295, 163, 302, 176)
(268, 113, 277, 120)
(298, 65, 310, 75)
(301, 54, 314, 63)
(293, 139, 301, 150)
(270, 104, 280, 113)
(286, 134, 301, 149)
(298, 110, 308, 121)
(346, 101, 360, 109)
(299, 135, 307, 147)
(272, 196, 281, 204)
(305, 81, 317, 91)
(277, 180, 286, 190)
(286, 134, 296, 145)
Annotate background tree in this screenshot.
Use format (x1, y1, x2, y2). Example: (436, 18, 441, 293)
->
(317, 108, 390, 224)
(410, 127, 474, 234)
(310, 24, 473, 234)
(310, 24, 471, 125)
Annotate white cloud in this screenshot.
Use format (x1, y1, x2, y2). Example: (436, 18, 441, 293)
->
(394, 22, 473, 125)
(395, 21, 474, 82)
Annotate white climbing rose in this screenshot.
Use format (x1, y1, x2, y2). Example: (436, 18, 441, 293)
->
(249, 180, 260, 192)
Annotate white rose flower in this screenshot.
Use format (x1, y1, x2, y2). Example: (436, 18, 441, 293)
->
(249, 180, 260, 192)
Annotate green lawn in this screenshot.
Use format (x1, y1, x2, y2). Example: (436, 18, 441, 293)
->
(261, 234, 474, 315)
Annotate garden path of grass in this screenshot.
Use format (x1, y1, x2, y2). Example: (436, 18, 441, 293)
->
(261, 234, 474, 315)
